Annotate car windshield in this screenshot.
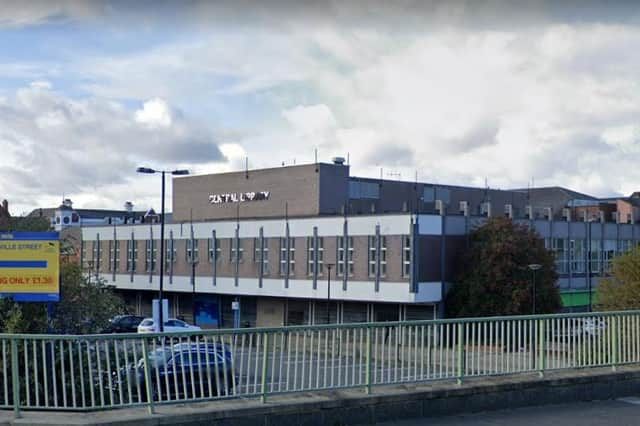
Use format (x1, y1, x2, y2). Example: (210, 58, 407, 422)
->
(140, 319, 153, 327)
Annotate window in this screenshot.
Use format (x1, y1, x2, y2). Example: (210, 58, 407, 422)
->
(603, 239, 616, 274)
(588, 239, 600, 273)
(546, 238, 568, 274)
(349, 181, 380, 199)
(402, 235, 411, 278)
(279, 237, 295, 276)
(108, 240, 120, 272)
(186, 239, 199, 263)
(126, 240, 137, 272)
(165, 239, 177, 272)
(208, 238, 221, 263)
(307, 237, 324, 276)
(145, 239, 156, 272)
(92, 240, 100, 271)
(230, 238, 244, 263)
(570, 239, 585, 274)
(619, 239, 633, 254)
(337, 236, 354, 277)
(368, 235, 387, 278)
(253, 237, 269, 274)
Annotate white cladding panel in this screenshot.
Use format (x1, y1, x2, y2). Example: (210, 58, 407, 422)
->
(83, 214, 415, 241)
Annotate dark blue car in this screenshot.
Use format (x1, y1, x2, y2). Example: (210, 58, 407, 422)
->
(116, 341, 235, 401)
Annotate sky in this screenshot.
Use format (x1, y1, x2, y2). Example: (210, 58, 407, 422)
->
(1, 0, 640, 215)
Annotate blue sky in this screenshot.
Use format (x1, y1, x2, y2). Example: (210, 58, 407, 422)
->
(2, 1, 640, 215)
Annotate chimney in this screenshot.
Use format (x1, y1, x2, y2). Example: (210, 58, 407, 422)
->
(124, 201, 133, 213)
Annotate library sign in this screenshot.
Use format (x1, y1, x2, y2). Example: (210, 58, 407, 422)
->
(0, 232, 60, 302)
(209, 191, 270, 204)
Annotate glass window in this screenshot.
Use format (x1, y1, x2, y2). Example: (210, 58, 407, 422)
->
(207, 237, 221, 263)
(307, 237, 324, 276)
(126, 240, 137, 272)
(108, 240, 120, 272)
(92, 240, 100, 272)
(145, 239, 157, 272)
(230, 238, 244, 263)
(618, 239, 633, 254)
(253, 237, 269, 274)
(349, 181, 380, 199)
(186, 238, 199, 263)
(603, 239, 616, 274)
(546, 238, 568, 275)
(368, 236, 387, 278)
(570, 239, 585, 274)
(402, 235, 411, 278)
(337, 236, 354, 277)
(165, 239, 177, 272)
(279, 237, 295, 276)
(589, 239, 600, 273)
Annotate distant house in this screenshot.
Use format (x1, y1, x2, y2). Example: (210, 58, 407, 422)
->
(28, 199, 160, 231)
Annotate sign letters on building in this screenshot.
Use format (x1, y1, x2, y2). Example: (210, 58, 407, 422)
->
(209, 191, 270, 204)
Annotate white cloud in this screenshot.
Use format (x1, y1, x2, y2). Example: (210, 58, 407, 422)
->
(6, 3, 640, 212)
(135, 98, 173, 129)
(0, 83, 228, 214)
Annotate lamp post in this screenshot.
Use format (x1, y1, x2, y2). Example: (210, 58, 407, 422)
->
(326, 263, 334, 324)
(528, 263, 542, 314)
(137, 167, 189, 332)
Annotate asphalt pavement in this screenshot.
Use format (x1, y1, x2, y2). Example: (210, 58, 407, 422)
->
(375, 398, 640, 426)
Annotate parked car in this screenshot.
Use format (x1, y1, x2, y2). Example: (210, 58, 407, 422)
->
(103, 315, 145, 333)
(137, 318, 201, 334)
(114, 341, 234, 400)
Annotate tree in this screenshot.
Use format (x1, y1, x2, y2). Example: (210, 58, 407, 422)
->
(595, 246, 640, 311)
(446, 217, 561, 317)
(0, 263, 125, 334)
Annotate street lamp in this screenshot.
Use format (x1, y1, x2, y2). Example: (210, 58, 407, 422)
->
(528, 263, 542, 314)
(326, 263, 334, 324)
(137, 167, 189, 332)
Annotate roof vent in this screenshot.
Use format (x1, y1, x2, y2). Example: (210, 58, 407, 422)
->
(332, 156, 346, 165)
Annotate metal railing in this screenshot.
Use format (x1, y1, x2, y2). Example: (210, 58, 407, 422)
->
(1, 310, 640, 417)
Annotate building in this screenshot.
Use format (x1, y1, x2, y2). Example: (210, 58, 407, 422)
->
(79, 160, 640, 327)
(30, 199, 158, 231)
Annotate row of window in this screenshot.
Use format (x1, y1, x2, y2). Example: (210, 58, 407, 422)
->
(545, 238, 637, 275)
(86, 235, 413, 279)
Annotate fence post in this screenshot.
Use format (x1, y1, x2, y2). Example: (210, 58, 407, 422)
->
(457, 323, 464, 385)
(365, 326, 372, 394)
(537, 319, 545, 377)
(612, 316, 618, 372)
(141, 338, 155, 415)
(261, 333, 269, 403)
(11, 339, 20, 419)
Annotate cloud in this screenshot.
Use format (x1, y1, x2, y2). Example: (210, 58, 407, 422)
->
(0, 0, 102, 28)
(0, 82, 228, 214)
(134, 98, 173, 128)
(6, 2, 640, 212)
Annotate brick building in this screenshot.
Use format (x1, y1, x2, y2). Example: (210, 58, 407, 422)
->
(79, 160, 640, 327)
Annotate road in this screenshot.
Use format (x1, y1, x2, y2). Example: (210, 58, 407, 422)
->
(375, 398, 640, 426)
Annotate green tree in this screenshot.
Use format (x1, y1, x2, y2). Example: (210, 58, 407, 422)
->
(0, 263, 124, 334)
(595, 246, 640, 311)
(446, 217, 562, 317)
